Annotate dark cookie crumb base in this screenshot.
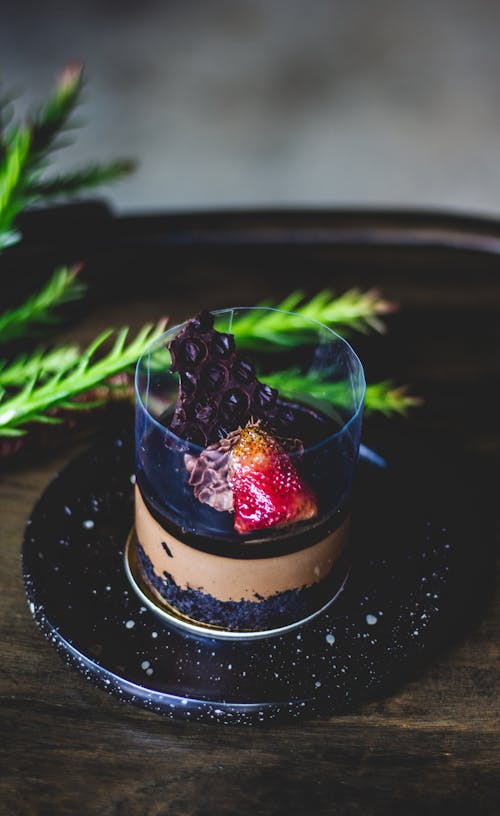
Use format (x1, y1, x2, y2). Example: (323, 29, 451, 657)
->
(136, 540, 345, 631)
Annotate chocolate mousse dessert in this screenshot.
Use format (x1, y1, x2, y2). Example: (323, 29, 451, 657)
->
(133, 309, 357, 632)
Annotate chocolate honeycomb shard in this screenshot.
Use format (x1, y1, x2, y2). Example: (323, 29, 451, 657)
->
(168, 310, 294, 445)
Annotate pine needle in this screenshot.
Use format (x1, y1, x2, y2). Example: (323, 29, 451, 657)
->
(0, 265, 86, 344)
(231, 289, 397, 349)
(364, 381, 424, 417)
(28, 159, 136, 199)
(0, 126, 31, 249)
(0, 344, 80, 388)
(0, 318, 168, 436)
(28, 62, 83, 160)
(264, 367, 423, 417)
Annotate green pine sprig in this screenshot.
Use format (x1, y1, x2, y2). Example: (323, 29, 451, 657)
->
(0, 343, 80, 390)
(231, 288, 397, 349)
(264, 367, 422, 417)
(0, 63, 135, 252)
(230, 291, 422, 415)
(0, 318, 167, 436)
(29, 63, 83, 156)
(364, 381, 424, 416)
(28, 159, 136, 200)
(0, 265, 87, 344)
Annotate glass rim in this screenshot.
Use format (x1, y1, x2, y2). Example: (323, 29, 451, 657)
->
(134, 305, 366, 454)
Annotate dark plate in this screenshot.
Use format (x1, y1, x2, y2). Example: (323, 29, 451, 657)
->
(22, 424, 492, 725)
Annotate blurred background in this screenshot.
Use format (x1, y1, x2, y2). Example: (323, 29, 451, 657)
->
(3, 0, 500, 216)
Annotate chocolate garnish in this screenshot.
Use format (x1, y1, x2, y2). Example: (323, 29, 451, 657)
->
(168, 310, 286, 445)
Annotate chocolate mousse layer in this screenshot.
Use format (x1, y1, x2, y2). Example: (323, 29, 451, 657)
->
(134, 485, 350, 630)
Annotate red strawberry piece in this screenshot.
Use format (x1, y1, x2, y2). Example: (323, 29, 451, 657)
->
(229, 421, 318, 534)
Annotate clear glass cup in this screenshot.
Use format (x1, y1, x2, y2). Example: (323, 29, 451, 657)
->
(133, 307, 365, 633)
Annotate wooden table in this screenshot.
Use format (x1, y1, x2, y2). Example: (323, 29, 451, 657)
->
(1, 206, 499, 815)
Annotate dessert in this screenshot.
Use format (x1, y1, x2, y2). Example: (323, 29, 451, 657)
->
(133, 307, 364, 632)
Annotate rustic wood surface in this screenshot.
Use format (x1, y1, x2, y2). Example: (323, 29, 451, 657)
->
(1, 206, 499, 815)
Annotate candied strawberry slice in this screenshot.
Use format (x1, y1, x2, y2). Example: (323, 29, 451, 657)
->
(229, 421, 318, 534)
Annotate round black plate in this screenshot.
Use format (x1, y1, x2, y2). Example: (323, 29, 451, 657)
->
(22, 427, 491, 725)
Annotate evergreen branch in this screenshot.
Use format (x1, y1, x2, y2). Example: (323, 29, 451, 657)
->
(0, 64, 135, 252)
(0, 66, 82, 251)
(0, 344, 80, 388)
(363, 381, 424, 417)
(0, 126, 31, 248)
(0, 319, 167, 435)
(0, 265, 86, 344)
(29, 63, 83, 161)
(264, 367, 422, 417)
(309, 288, 397, 335)
(27, 159, 136, 199)
(231, 289, 397, 349)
